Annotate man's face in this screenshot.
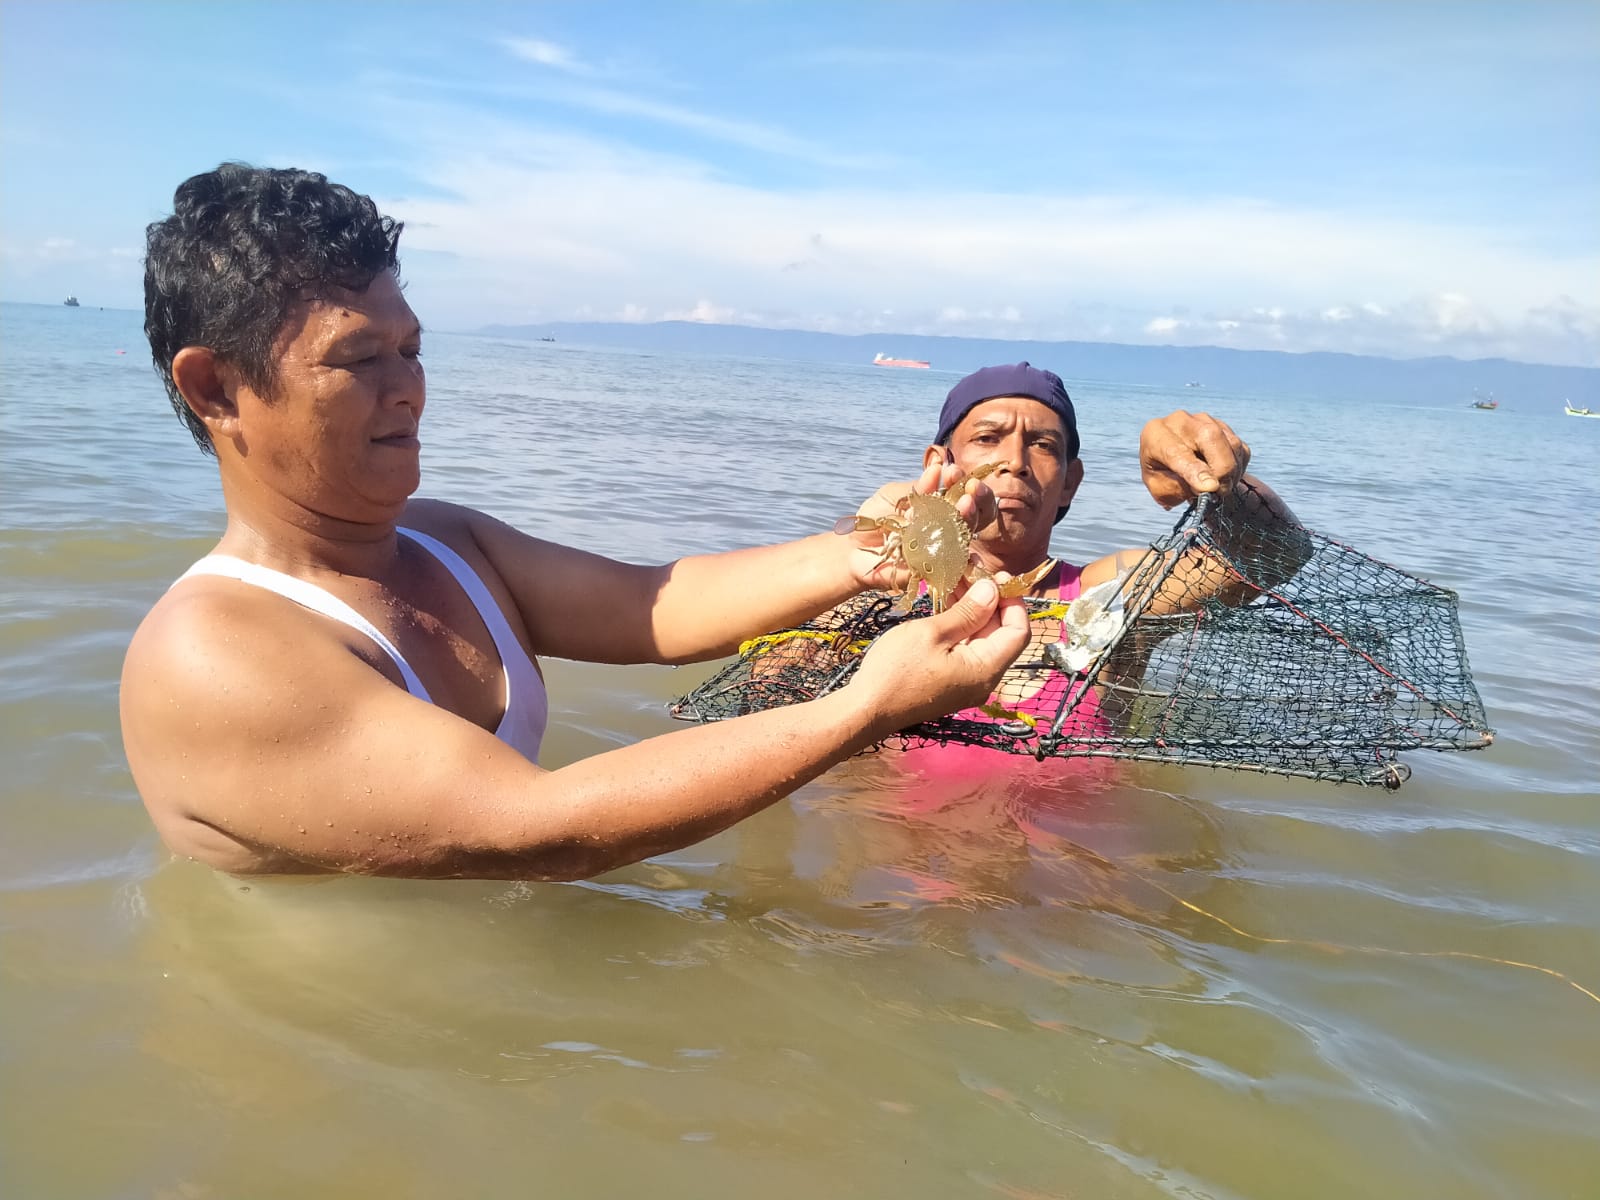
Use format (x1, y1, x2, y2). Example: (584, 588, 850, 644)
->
(929, 395, 1082, 553)
(231, 272, 426, 519)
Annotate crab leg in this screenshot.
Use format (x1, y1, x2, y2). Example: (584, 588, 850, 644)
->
(836, 515, 907, 577)
(940, 461, 1001, 504)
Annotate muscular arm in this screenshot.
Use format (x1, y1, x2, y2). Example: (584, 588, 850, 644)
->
(462, 461, 980, 666)
(1078, 411, 1308, 613)
(468, 512, 867, 665)
(121, 577, 1027, 880)
(1080, 474, 1308, 615)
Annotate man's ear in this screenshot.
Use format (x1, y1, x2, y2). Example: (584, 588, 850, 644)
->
(922, 443, 953, 471)
(1054, 456, 1086, 521)
(170, 347, 241, 443)
(1061, 457, 1085, 505)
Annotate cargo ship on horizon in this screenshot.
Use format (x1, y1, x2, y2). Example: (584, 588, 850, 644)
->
(873, 352, 930, 369)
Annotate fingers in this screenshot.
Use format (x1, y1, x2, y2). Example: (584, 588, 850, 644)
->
(965, 591, 1032, 671)
(911, 460, 996, 529)
(913, 460, 946, 495)
(1189, 417, 1248, 490)
(941, 576, 999, 637)
(853, 581, 1030, 725)
(933, 578, 1030, 663)
(1141, 411, 1251, 505)
(951, 480, 997, 528)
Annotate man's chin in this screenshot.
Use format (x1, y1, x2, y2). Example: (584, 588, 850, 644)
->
(977, 516, 1044, 551)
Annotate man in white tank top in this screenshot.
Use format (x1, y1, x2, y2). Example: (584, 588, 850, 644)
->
(121, 164, 1034, 880)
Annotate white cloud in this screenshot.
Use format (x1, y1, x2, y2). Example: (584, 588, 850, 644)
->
(359, 95, 1599, 366)
(663, 299, 738, 323)
(501, 37, 587, 74)
(381, 66, 886, 169)
(0, 236, 100, 263)
(1128, 293, 1600, 363)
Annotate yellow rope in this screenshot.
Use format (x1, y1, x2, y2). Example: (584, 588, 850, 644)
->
(737, 629, 873, 658)
(729, 610, 1598, 1006)
(742, 597, 1065, 661)
(976, 702, 1038, 729)
(1065, 841, 1600, 1008)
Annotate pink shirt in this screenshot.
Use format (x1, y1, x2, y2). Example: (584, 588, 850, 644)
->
(894, 562, 1115, 800)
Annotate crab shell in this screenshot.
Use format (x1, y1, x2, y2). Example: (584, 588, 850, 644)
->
(892, 489, 979, 612)
(881, 463, 1004, 611)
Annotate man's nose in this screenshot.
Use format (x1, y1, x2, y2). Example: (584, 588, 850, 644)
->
(997, 434, 1030, 476)
(382, 354, 425, 407)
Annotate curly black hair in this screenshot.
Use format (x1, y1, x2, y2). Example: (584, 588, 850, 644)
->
(144, 163, 404, 454)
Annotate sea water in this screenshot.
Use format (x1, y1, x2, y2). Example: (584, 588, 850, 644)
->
(2, 300, 1598, 1198)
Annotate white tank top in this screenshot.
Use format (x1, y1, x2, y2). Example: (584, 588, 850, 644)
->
(174, 527, 547, 763)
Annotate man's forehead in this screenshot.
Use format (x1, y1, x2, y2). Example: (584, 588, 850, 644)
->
(281, 275, 417, 342)
(956, 395, 1068, 436)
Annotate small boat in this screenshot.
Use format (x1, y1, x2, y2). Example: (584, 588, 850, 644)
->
(63, 295, 79, 307)
(873, 352, 930, 369)
(1564, 402, 1599, 419)
(1470, 391, 1498, 410)
(1185, 381, 1203, 388)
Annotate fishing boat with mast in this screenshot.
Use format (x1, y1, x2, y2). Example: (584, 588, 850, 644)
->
(873, 352, 930, 369)
(1564, 401, 1599, 419)
(1470, 391, 1498, 410)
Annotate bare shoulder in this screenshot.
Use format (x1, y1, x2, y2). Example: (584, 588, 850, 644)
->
(417, 496, 670, 664)
(1079, 546, 1150, 591)
(398, 495, 475, 533)
(120, 578, 382, 867)
(120, 573, 536, 876)
(400, 495, 571, 590)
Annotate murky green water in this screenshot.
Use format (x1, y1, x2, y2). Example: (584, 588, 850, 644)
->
(3, 301, 1597, 1198)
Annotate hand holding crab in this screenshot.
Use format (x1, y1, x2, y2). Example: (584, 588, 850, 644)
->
(836, 461, 1053, 612)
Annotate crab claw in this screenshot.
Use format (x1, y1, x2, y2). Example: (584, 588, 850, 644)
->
(834, 515, 879, 535)
(963, 557, 1056, 600)
(993, 558, 1057, 598)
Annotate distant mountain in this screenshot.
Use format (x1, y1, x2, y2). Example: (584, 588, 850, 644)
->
(476, 320, 1598, 406)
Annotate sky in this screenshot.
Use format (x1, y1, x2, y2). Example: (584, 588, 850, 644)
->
(2, 1, 1597, 366)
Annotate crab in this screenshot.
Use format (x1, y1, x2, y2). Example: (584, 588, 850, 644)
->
(836, 463, 1055, 612)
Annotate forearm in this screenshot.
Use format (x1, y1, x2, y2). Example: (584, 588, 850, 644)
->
(480, 578, 1023, 880)
(1201, 475, 1309, 588)
(1142, 475, 1308, 615)
(473, 689, 892, 879)
(646, 531, 863, 663)
(157, 562, 1024, 882)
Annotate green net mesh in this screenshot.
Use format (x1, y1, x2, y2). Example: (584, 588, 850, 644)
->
(670, 485, 1494, 788)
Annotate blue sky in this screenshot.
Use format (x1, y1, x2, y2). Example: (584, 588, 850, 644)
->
(2, 1, 1596, 364)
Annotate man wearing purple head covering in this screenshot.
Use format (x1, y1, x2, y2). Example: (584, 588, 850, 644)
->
(859, 362, 1303, 775)
(865, 361, 1297, 599)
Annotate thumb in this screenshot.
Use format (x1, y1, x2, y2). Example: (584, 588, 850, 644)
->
(934, 576, 999, 642)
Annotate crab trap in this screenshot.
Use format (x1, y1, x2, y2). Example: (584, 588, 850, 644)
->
(670, 485, 1493, 788)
